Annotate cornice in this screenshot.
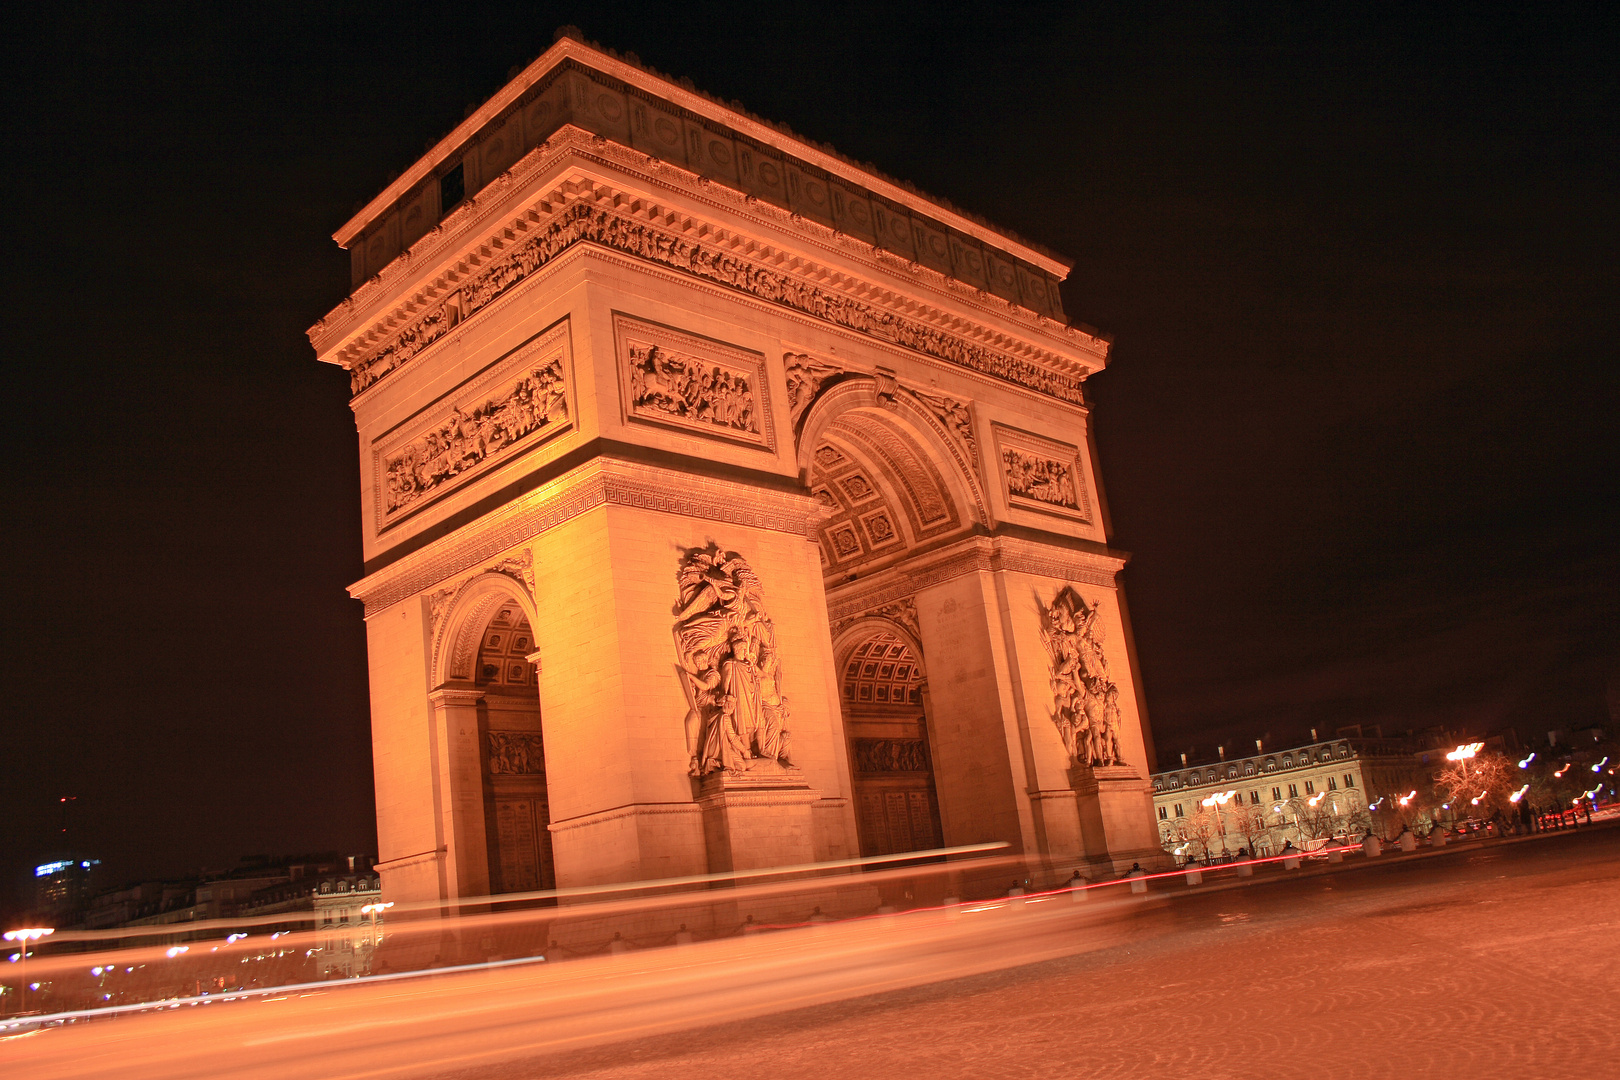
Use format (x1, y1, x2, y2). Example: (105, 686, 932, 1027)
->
(349, 454, 818, 616)
(334, 36, 1069, 277)
(311, 132, 1103, 405)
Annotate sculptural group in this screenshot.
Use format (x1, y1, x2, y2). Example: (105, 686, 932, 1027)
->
(673, 545, 792, 776)
(1040, 585, 1124, 768)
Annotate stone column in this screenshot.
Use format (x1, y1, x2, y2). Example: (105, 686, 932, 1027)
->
(697, 762, 821, 876)
(426, 687, 492, 899)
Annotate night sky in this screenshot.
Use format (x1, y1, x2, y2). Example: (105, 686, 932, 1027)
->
(3, 4, 1615, 917)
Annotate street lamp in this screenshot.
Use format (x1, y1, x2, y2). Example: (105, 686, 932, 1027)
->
(4, 928, 54, 1015)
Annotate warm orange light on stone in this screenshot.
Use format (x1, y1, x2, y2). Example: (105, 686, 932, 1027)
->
(309, 34, 1165, 909)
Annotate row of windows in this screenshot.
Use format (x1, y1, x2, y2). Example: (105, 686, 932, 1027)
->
(1160, 773, 1358, 818)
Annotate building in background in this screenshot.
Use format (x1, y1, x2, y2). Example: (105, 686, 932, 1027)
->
(1151, 735, 1426, 858)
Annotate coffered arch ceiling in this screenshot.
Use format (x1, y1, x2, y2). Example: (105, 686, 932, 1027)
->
(809, 406, 964, 575)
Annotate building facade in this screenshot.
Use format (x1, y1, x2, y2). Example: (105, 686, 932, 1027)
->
(1150, 737, 1426, 858)
(311, 31, 1167, 904)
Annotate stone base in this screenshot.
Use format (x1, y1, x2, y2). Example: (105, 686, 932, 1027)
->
(697, 760, 822, 877)
(1070, 764, 1172, 873)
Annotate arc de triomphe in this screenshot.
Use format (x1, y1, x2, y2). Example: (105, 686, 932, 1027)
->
(308, 31, 1165, 904)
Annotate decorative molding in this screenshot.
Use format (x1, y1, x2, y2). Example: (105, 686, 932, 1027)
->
(312, 125, 1101, 369)
(489, 548, 536, 595)
(374, 320, 572, 529)
(1039, 585, 1123, 768)
(992, 423, 1092, 523)
(832, 595, 920, 643)
(613, 313, 774, 450)
(824, 535, 1123, 626)
(341, 198, 1090, 406)
(486, 730, 546, 775)
(673, 544, 793, 776)
(783, 353, 846, 425)
(352, 458, 818, 616)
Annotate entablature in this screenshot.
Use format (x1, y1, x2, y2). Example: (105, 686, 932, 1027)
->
(310, 128, 1107, 408)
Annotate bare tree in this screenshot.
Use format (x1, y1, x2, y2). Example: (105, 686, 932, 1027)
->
(1435, 750, 1515, 821)
(1227, 803, 1274, 856)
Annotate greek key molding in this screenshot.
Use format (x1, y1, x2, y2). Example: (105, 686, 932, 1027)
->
(351, 459, 818, 616)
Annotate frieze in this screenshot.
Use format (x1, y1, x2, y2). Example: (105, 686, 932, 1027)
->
(851, 738, 930, 774)
(374, 321, 572, 529)
(832, 595, 920, 642)
(487, 730, 547, 775)
(992, 423, 1092, 523)
(347, 202, 1089, 408)
(614, 314, 772, 450)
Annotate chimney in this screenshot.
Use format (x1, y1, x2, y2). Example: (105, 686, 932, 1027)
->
(1256, 738, 1263, 753)
(1311, 728, 1318, 742)
(1180, 752, 1188, 767)
(1218, 745, 1225, 760)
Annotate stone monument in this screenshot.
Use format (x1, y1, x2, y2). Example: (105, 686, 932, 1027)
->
(308, 29, 1167, 904)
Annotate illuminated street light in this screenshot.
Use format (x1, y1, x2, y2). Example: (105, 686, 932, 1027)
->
(1518, 752, 1536, 769)
(1593, 757, 1610, 773)
(1555, 764, 1572, 778)
(1447, 743, 1484, 761)
(1510, 785, 1529, 803)
(4, 928, 53, 1013)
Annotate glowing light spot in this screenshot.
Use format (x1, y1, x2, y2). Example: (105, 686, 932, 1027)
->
(1518, 752, 1536, 768)
(1446, 743, 1484, 761)
(165, 947, 188, 959)
(1593, 757, 1609, 773)
(1510, 785, 1529, 803)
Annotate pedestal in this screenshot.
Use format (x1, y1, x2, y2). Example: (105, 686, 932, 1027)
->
(697, 761, 821, 877)
(1071, 764, 1169, 873)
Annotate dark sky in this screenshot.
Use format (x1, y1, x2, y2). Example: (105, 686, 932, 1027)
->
(3, 3, 1615, 916)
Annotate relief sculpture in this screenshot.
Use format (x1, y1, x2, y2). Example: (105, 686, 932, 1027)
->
(487, 731, 546, 775)
(628, 342, 759, 435)
(1003, 447, 1081, 511)
(672, 544, 792, 776)
(852, 738, 929, 773)
(1039, 585, 1123, 768)
(783, 353, 844, 422)
(382, 356, 567, 518)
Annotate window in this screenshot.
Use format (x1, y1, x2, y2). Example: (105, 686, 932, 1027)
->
(1168, 776, 1180, 788)
(1158, 806, 1168, 820)
(1250, 791, 1261, 804)
(1272, 786, 1282, 801)
(1174, 804, 1185, 818)
(1344, 773, 1355, 788)
(1327, 777, 1338, 791)
(1244, 762, 1255, 775)
(1288, 784, 1299, 798)
(1305, 780, 1316, 795)
(439, 161, 465, 214)
(1191, 771, 1201, 784)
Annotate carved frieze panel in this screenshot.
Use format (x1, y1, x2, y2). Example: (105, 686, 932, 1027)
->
(613, 313, 775, 451)
(487, 730, 546, 775)
(910, 388, 977, 469)
(852, 738, 930, 774)
(992, 423, 1092, 523)
(373, 320, 572, 530)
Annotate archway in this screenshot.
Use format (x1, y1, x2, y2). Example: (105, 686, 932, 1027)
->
(839, 626, 943, 857)
(471, 599, 554, 893)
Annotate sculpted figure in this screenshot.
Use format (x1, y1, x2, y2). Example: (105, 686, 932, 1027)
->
(673, 545, 792, 776)
(1039, 585, 1123, 768)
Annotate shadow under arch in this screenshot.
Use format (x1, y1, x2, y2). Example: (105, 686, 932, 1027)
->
(426, 570, 554, 897)
(795, 376, 989, 536)
(831, 616, 945, 861)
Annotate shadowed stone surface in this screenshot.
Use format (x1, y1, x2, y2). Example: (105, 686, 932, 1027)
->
(457, 826, 1620, 1080)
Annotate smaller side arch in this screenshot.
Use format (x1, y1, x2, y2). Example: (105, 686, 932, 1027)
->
(431, 571, 540, 689)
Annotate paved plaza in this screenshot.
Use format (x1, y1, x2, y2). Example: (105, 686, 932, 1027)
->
(474, 825, 1620, 1080)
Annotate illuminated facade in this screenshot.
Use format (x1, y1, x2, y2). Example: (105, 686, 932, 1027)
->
(1150, 738, 1425, 857)
(310, 31, 1165, 904)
